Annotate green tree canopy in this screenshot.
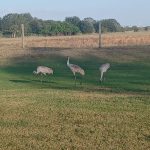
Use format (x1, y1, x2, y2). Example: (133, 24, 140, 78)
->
(101, 19, 123, 32)
(0, 13, 125, 37)
(29, 18, 43, 34)
(83, 17, 96, 25)
(94, 19, 123, 33)
(132, 26, 139, 32)
(65, 16, 80, 26)
(79, 21, 95, 33)
(0, 17, 2, 31)
(2, 13, 33, 36)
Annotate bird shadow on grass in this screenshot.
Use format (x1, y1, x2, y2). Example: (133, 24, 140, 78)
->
(9, 79, 56, 84)
(129, 81, 150, 85)
(31, 79, 56, 84)
(9, 79, 31, 83)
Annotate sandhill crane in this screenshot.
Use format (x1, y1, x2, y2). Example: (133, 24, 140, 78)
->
(33, 66, 53, 83)
(67, 56, 85, 85)
(99, 63, 110, 82)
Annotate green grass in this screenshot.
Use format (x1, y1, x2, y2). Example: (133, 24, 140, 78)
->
(0, 46, 150, 149)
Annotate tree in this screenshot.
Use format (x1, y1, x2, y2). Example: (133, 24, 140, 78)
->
(83, 17, 96, 25)
(132, 26, 139, 32)
(2, 13, 33, 37)
(144, 26, 149, 31)
(10, 24, 19, 38)
(38, 20, 80, 36)
(0, 17, 2, 36)
(29, 19, 43, 34)
(100, 19, 123, 33)
(0, 17, 2, 31)
(94, 21, 100, 33)
(65, 16, 80, 26)
(123, 26, 133, 32)
(62, 22, 80, 35)
(0, 13, 125, 36)
(79, 21, 95, 33)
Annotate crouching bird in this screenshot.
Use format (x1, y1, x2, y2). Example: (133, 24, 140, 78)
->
(33, 66, 53, 83)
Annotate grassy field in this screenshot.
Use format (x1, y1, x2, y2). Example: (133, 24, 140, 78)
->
(0, 35, 150, 149)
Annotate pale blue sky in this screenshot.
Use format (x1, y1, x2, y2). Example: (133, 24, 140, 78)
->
(0, 0, 149, 26)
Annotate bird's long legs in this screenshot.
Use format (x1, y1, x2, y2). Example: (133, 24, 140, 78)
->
(100, 71, 104, 82)
(80, 76, 83, 85)
(74, 74, 76, 86)
(73, 75, 84, 86)
(73, 74, 83, 86)
(40, 74, 43, 83)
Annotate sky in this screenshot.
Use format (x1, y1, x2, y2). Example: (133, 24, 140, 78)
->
(0, 0, 149, 26)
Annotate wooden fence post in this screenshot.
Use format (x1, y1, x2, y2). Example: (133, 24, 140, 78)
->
(99, 21, 102, 48)
(21, 24, 25, 48)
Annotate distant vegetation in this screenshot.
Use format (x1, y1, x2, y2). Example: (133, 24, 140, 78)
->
(0, 13, 149, 37)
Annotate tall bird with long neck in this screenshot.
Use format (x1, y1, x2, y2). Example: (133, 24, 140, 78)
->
(67, 56, 85, 85)
(99, 63, 110, 82)
(33, 66, 53, 83)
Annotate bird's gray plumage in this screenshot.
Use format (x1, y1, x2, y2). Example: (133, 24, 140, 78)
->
(67, 57, 85, 85)
(99, 63, 110, 81)
(33, 66, 53, 83)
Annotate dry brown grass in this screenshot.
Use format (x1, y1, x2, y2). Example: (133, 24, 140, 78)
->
(0, 31, 150, 50)
(0, 32, 150, 65)
(27, 31, 150, 48)
(102, 31, 150, 47)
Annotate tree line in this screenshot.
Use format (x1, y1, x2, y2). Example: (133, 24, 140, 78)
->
(0, 13, 149, 38)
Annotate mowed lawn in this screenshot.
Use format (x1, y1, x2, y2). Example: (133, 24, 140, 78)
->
(0, 44, 150, 149)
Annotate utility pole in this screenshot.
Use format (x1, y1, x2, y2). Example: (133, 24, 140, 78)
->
(99, 21, 102, 48)
(21, 24, 25, 48)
